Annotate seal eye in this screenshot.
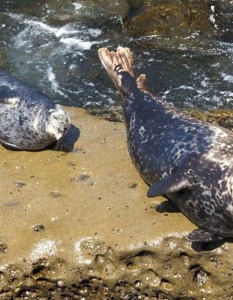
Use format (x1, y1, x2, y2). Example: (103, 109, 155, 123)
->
(63, 119, 70, 134)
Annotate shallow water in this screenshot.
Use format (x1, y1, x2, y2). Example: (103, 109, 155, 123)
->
(1, 1, 233, 111)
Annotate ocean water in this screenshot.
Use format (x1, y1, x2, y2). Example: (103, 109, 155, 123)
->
(1, 2, 233, 111)
(0, 9, 112, 109)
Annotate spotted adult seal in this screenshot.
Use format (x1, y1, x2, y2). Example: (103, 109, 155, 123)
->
(98, 46, 233, 243)
(0, 70, 70, 150)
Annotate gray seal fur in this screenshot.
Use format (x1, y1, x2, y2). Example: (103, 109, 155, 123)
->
(0, 71, 70, 150)
(98, 46, 233, 243)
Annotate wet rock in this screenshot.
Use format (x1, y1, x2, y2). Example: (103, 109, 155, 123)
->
(0, 239, 7, 254)
(125, 1, 215, 39)
(218, 0, 233, 13)
(190, 264, 210, 286)
(15, 182, 26, 188)
(216, 0, 233, 41)
(0, 0, 38, 12)
(50, 190, 63, 197)
(127, 0, 146, 12)
(78, 173, 90, 182)
(90, 107, 124, 122)
(87, 0, 130, 19)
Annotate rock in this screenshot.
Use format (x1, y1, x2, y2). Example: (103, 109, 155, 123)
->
(125, 1, 215, 38)
(0, 0, 36, 11)
(218, 0, 233, 13)
(0, 106, 232, 298)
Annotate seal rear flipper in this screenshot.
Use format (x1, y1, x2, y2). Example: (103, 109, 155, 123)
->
(136, 74, 150, 94)
(147, 173, 192, 197)
(98, 47, 137, 98)
(187, 229, 225, 242)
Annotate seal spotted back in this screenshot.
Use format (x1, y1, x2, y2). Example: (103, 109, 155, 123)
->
(0, 71, 70, 150)
(98, 46, 233, 243)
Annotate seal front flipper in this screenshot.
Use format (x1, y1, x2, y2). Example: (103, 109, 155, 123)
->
(147, 172, 192, 197)
(187, 229, 225, 243)
(0, 138, 23, 150)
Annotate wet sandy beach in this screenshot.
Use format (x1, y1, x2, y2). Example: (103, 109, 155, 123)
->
(0, 107, 232, 299)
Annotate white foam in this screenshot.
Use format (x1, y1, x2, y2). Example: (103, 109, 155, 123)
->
(55, 25, 80, 38)
(59, 37, 96, 50)
(5, 12, 24, 21)
(47, 65, 67, 97)
(30, 239, 60, 261)
(74, 237, 99, 265)
(183, 31, 200, 40)
(128, 232, 189, 252)
(209, 5, 218, 29)
(72, 2, 83, 10)
(87, 28, 102, 38)
(175, 85, 196, 91)
(107, 97, 115, 105)
(200, 76, 210, 88)
(8, 13, 100, 51)
(24, 19, 56, 34)
(219, 91, 233, 97)
(221, 72, 233, 83)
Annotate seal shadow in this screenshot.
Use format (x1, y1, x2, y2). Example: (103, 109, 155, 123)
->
(51, 124, 80, 152)
(155, 198, 181, 213)
(155, 198, 233, 251)
(191, 238, 233, 252)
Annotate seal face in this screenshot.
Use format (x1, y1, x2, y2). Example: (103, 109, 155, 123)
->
(98, 46, 233, 243)
(0, 71, 70, 150)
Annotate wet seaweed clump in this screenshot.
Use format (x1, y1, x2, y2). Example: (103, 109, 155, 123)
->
(188, 108, 233, 131)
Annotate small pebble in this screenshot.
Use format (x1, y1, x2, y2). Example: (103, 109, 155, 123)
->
(32, 224, 45, 232)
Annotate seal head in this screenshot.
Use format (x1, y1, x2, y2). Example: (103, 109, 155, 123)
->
(0, 71, 70, 150)
(98, 46, 233, 243)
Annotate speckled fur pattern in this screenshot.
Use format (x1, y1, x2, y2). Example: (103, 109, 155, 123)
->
(98, 47, 233, 242)
(0, 71, 70, 150)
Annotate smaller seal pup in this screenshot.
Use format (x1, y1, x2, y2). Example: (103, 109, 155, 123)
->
(98, 46, 233, 243)
(0, 71, 70, 150)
